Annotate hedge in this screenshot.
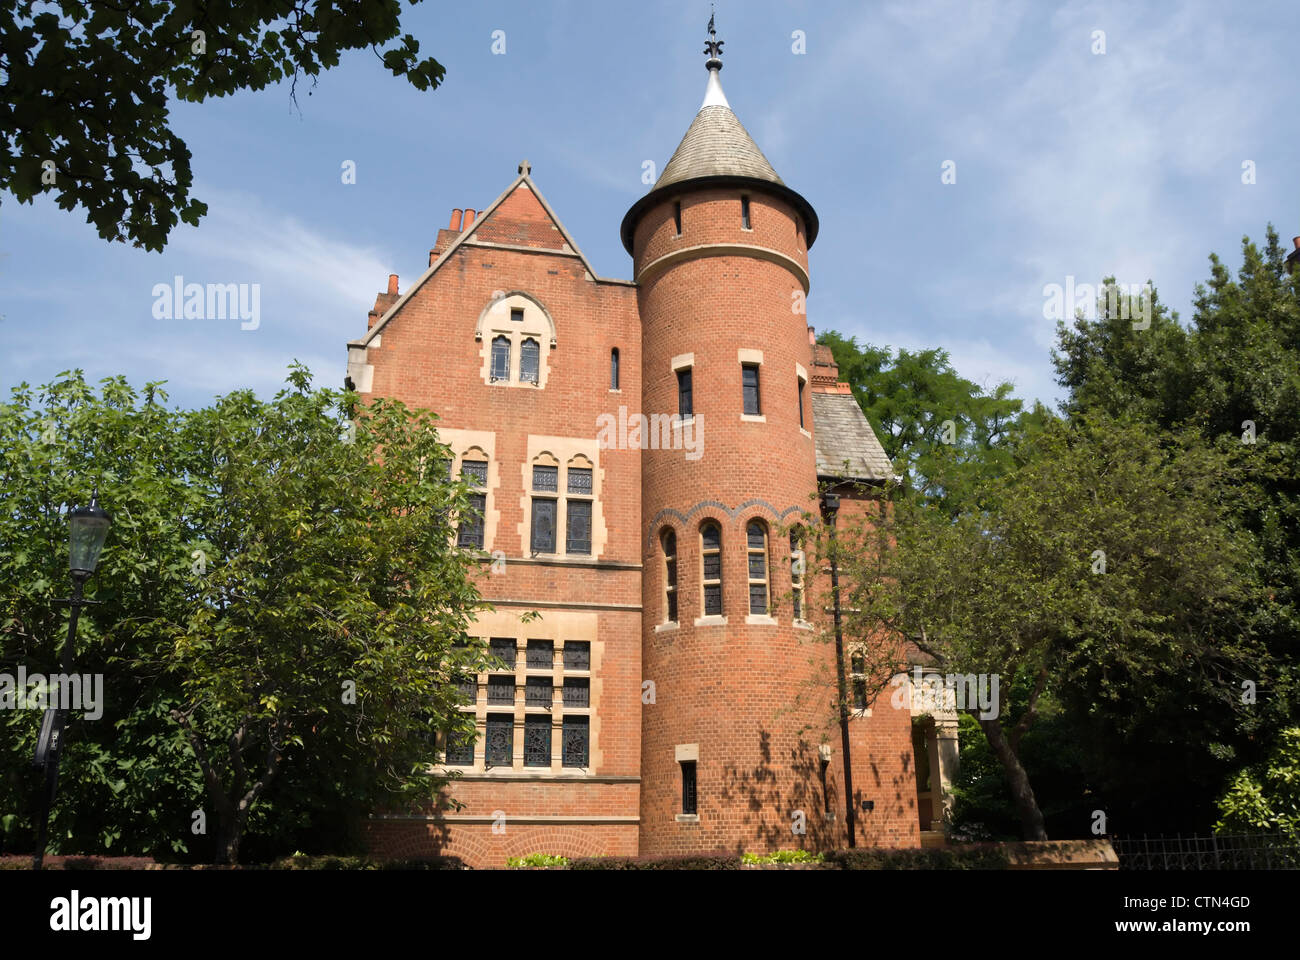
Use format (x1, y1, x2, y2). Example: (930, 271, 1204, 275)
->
(569, 850, 741, 870)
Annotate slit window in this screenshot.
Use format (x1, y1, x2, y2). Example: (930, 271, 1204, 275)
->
(741, 195, 751, 229)
(790, 528, 805, 621)
(681, 760, 698, 814)
(742, 364, 761, 416)
(798, 377, 806, 429)
(662, 529, 678, 623)
(678, 368, 693, 419)
(611, 348, 620, 389)
(674, 200, 682, 235)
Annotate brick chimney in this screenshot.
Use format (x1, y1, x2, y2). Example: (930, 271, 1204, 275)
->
(450, 208, 463, 231)
(1286, 235, 1300, 275)
(387, 273, 399, 296)
(463, 208, 477, 229)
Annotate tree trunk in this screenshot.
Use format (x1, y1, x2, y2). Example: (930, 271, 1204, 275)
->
(978, 715, 1048, 841)
(215, 816, 243, 866)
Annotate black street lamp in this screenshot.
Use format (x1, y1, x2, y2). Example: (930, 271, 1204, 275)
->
(820, 489, 857, 849)
(32, 493, 111, 869)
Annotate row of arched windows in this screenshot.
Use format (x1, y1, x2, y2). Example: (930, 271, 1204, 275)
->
(490, 335, 541, 384)
(660, 521, 806, 624)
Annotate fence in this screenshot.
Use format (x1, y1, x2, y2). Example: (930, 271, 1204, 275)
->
(1110, 833, 1299, 870)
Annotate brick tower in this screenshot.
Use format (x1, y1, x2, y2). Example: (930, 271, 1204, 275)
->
(622, 20, 849, 855)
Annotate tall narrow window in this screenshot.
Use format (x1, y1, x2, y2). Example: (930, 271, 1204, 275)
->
(790, 528, 805, 621)
(742, 364, 761, 415)
(486, 715, 513, 768)
(610, 348, 620, 389)
(741, 195, 751, 229)
(674, 200, 682, 235)
(531, 498, 557, 553)
(524, 716, 551, 767)
(520, 338, 540, 384)
(490, 336, 511, 381)
(747, 521, 769, 615)
(661, 529, 678, 623)
(678, 368, 693, 419)
(457, 460, 487, 549)
(681, 760, 698, 814)
(562, 716, 589, 767)
(567, 500, 592, 555)
(798, 377, 806, 429)
(700, 522, 722, 616)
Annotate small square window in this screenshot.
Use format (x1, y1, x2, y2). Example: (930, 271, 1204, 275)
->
(487, 675, 515, 706)
(526, 639, 554, 670)
(444, 727, 475, 766)
(489, 638, 517, 670)
(567, 468, 592, 494)
(511, 308, 524, 323)
(563, 642, 591, 671)
(563, 678, 590, 707)
(526, 676, 553, 707)
(461, 460, 488, 487)
(533, 465, 558, 491)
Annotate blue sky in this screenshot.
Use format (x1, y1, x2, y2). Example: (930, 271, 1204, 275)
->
(2, 0, 1296, 413)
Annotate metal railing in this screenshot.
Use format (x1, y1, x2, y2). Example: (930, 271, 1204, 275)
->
(1111, 832, 1300, 870)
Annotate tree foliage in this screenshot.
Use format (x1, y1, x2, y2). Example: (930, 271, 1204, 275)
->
(0, 365, 488, 862)
(2, 1, 446, 250)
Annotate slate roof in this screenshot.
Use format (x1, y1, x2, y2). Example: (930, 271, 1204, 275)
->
(654, 105, 785, 190)
(811, 392, 895, 482)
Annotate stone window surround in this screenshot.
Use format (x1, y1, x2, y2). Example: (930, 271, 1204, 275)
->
(476, 292, 556, 389)
(438, 609, 601, 776)
(436, 430, 500, 554)
(519, 437, 605, 560)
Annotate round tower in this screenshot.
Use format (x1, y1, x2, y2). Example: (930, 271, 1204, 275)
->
(624, 21, 834, 856)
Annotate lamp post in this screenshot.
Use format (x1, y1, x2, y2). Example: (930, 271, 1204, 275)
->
(32, 493, 111, 869)
(820, 490, 856, 848)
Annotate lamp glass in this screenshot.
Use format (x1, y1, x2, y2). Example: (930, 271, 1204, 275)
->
(69, 505, 111, 576)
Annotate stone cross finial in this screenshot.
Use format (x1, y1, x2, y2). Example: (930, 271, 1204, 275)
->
(518, 159, 531, 176)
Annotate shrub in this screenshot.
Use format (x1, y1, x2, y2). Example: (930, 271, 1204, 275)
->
(270, 854, 465, 870)
(827, 846, 1009, 870)
(506, 853, 569, 868)
(569, 850, 740, 870)
(742, 849, 825, 864)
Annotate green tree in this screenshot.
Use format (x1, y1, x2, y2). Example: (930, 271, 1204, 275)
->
(0, 366, 489, 862)
(2, 1, 445, 250)
(831, 416, 1264, 839)
(1215, 726, 1300, 841)
(817, 332, 1044, 508)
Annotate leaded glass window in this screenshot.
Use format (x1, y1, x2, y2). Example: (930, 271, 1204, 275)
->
(461, 460, 487, 487)
(453, 675, 477, 704)
(567, 499, 591, 555)
(531, 497, 557, 553)
(489, 638, 517, 670)
(445, 727, 475, 766)
(563, 642, 590, 671)
(532, 464, 558, 490)
(526, 639, 554, 670)
(520, 338, 540, 384)
(524, 716, 551, 767)
(490, 336, 510, 381)
(563, 678, 589, 707)
(746, 520, 768, 615)
(486, 715, 513, 767)
(457, 493, 485, 549)
(526, 676, 552, 707)
(487, 675, 515, 706)
(567, 468, 592, 494)
(701, 522, 722, 616)
(562, 716, 589, 768)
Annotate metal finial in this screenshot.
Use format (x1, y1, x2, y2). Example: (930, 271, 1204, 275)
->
(703, 10, 724, 62)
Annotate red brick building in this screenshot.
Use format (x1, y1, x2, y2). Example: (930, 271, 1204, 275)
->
(349, 26, 926, 867)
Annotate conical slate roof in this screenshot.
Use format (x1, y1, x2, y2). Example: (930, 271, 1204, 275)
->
(620, 59, 817, 254)
(654, 104, 785, 190)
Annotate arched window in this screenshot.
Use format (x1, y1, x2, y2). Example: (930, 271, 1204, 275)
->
(661, 529, 678, 623)
(700, 521, 722, 616)
(789, 527, 805, 621)
(746, 521, 769, 615)
(490, 336, 511, 382)
(520, 338, 540, 384)
(610, 348, 620, 390)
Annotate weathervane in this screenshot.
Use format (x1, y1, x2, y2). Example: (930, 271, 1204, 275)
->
(704, 9, 724, 62)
